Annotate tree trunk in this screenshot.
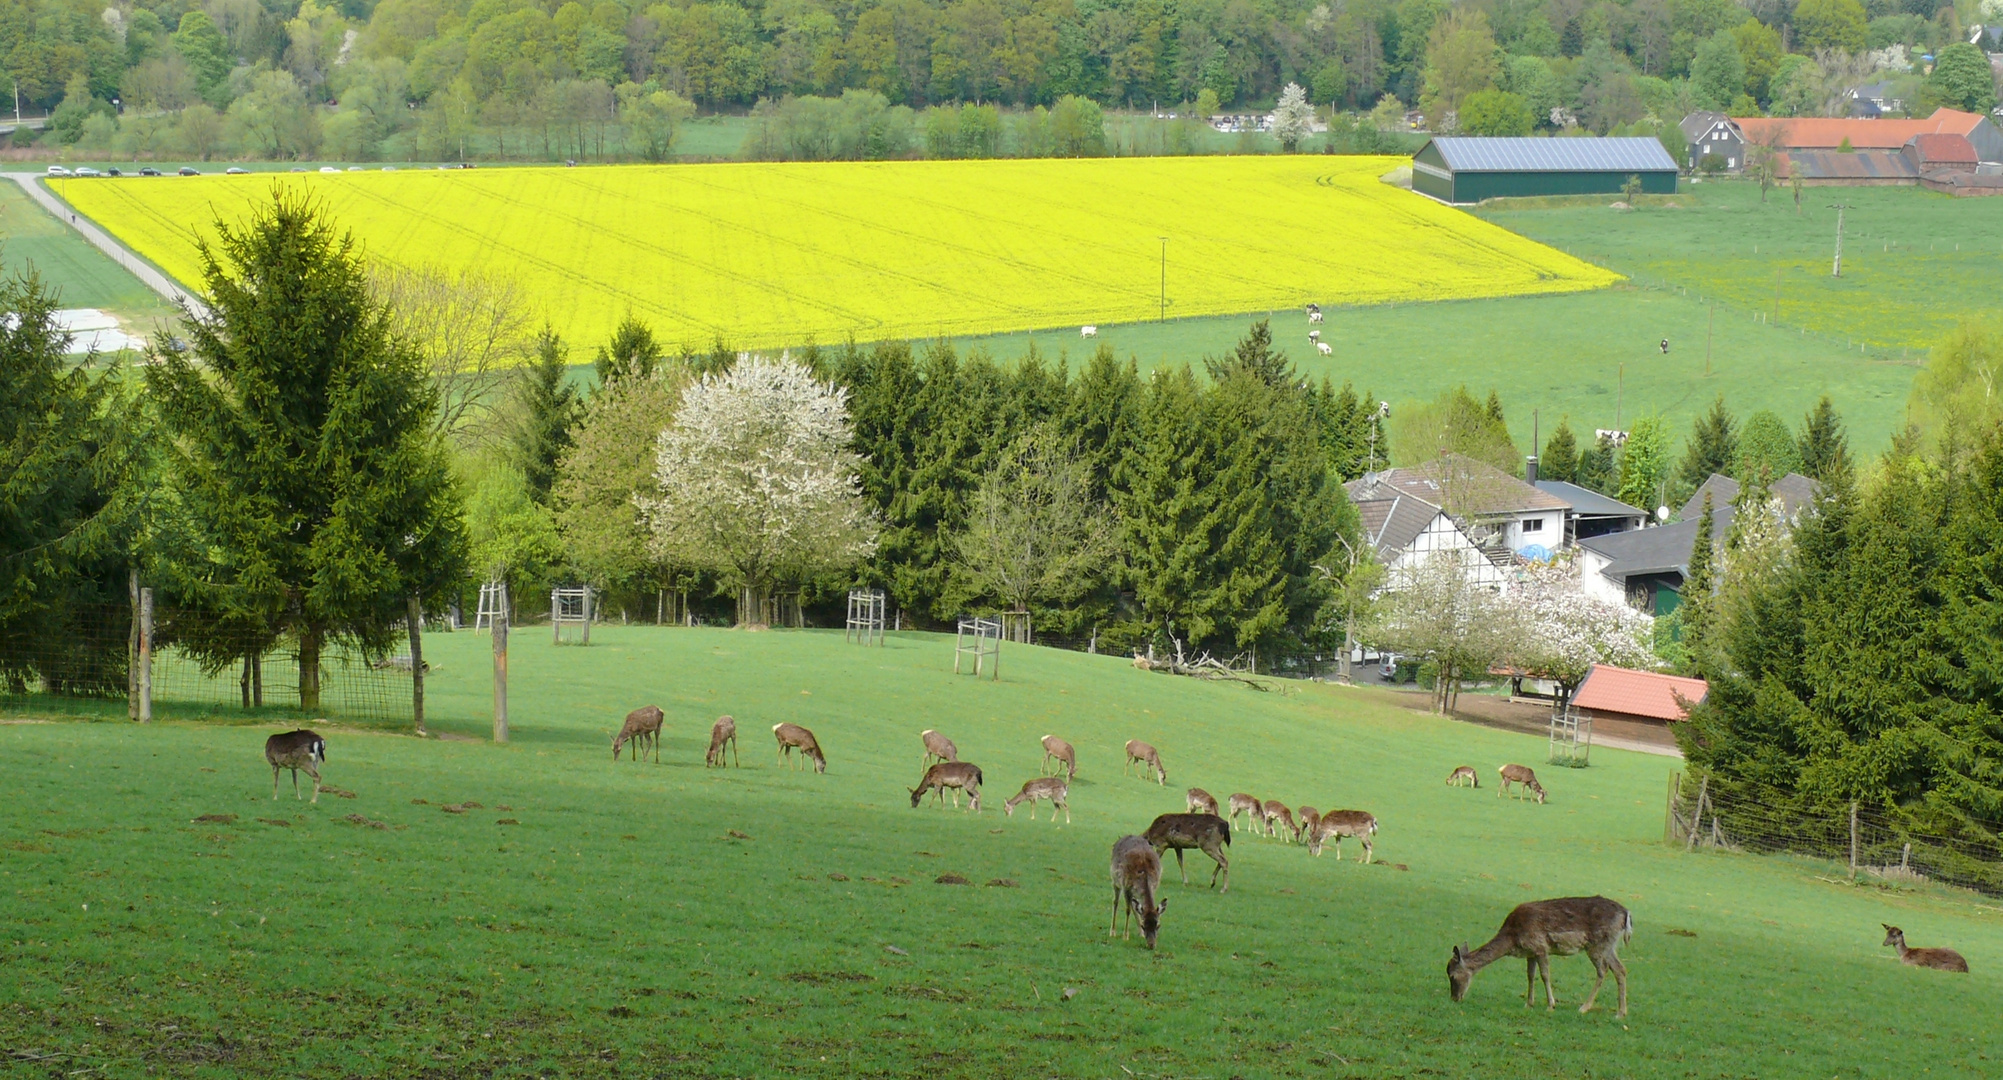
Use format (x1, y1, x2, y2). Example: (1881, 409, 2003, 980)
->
(1339, 605, 1355, 684)
(299, 627, 322, 713)
(407, 596, 425, 736)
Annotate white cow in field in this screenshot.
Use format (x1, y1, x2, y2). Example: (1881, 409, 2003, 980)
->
(1309, 310, 1324, 323)
(1316, 340, 1333, 356)
(1081, 325, 1098, 338)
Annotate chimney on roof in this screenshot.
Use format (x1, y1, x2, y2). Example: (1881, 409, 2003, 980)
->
(1525, 455, 1539, 484)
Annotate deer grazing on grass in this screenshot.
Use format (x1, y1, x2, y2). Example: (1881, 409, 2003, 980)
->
(910, 761, 984, 811)
(1003, 777, 1069, 822)
(921, 729, 959, 767)
(1297, 806, 1320, 839)
(613, 705, 664, 763)
(1882, 925, 1969, 973)
(265, 729, 326, 802)
(1448, 896, 1634, 1017)
(1447, 765, 1478, 788)
(1263, 800, 1298, 842)
(1186, 788, 1219, 816)
(1040, 735, 1076, 780)
(705, 715, 738, 767)
(1306, 810, 1377, 863)
(1109, 835, 1167, 948)
(1124, 740, 1166, 785)
(1143, 812, 1231, 892)
(1226, 792, 1261, 833)
(1498, 764, 1546, 803)
(772, 722, 826, 773)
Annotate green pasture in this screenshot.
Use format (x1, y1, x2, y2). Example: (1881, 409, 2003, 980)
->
(4, 628, 1998, 1077)
(0, 180, 178, 330)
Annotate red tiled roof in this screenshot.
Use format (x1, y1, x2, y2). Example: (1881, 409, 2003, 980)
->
(1734, 108, 1987, 150)
(1573, 664, 1707, 722)
(1907, 133, 1978, 164)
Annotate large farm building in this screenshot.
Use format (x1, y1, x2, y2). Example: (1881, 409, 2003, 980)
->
(1411, 137, 1679, 204)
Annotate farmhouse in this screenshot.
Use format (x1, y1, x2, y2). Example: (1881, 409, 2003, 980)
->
(1577, 472, 1819, 613)
(1410, 137, 1679, 203)
(1348, 487, 1513, 590)
(1734, 107, 2003, 163)
(1571, 664, 1708, 731)
(1680, 111, 1745, 171)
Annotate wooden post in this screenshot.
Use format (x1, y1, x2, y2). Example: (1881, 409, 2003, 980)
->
(1849, 800, 1858, 880)
(1685, 773, 1708, 852)
(492, 582, 509, 743)
(581, 587, 592, 645)
(137, 587, 153, 723)
(407, 596, 425, 737)
(127, 569, 139, 721)
(1664, 771, 1679, 844)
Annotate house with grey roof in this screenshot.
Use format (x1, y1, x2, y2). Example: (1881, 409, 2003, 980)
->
(1345, 454, 1579, 589)
(1679, 111, 1744, 171)
(1578, 472, 1820, 614)
(1531, 478, 1648, 543)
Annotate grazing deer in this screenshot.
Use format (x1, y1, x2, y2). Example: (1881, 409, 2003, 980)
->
(1306, 810, 1377, 863)
(613, 706, 664, 763)
(1297, 806, 1321, 839)
(265, 729, 326, 802)
(1447, 765, 1478, 788)
(705, 715, 738, 767)
(910, 761, 984, 811)
(1124, 740, 1166, 784)
(1498, 764, 1546, 803)
(1109, 835, 1167, 948)
(1003, 777, 1069, 823)
(1226, 793, 1262, 833)
(1186, 787, 1219, 816)
(1263, 800, 1298, 842)
(1448, 896, 1634, 1017)
(1882, 925, 1969, 973)
(772, 722, 826, 773)
(1040, 735, 1076, 780)
(1143, 812, 1231, 892)
(921, 729, 959, 767)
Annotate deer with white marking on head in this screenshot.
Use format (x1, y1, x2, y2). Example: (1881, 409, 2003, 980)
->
(1109, 835, 1167, 948)
(265, 729, 326, 802)
(910, 761, 984, 811)
(1448, 896, 1634, 1017)
(1499, 764, 1545, 803)
(1003, 777, 1068, 822)
(772, 722, 826, 772)
(1124, 740, 1166, 785)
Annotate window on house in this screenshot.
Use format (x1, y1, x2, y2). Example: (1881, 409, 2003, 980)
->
(1523, 518, 1544, 532)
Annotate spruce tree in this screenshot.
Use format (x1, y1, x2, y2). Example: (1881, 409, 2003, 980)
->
(1796, 395, 1851, 484)
(146, 191, 467, 711)
(1575, 433, 1616, 495)
(509, 326, 579, 506)
(1540, 419, 1578, 483)
(594, 316, 664, 386)
(1678, 492, 1717, 678)
(1484, 389, 1505, 426)
(1202, 318, 1293, 387)
(1676, 394, 1737, 497)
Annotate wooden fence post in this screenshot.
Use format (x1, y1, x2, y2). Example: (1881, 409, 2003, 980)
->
(127, 570, 140, 721)
(492, 582, 509, 744)
(1685, 773, 1708, 852)
(407, 596, 425, 737)
(1849, 801, 1858, 880)
(137, 587, 153, 724)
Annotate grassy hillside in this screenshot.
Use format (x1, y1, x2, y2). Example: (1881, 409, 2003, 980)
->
(3, 628, 1997, 1077)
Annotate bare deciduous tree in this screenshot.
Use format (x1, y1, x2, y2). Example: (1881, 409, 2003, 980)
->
(370, 264, 536, 448)
(953, 425, 1120, 640)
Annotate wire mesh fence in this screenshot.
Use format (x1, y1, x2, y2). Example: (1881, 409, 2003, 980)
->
(1667, 772, 2003, 898)
(0, 600, 415, 726)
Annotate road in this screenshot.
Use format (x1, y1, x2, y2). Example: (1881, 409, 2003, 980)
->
(2, 172, 205, 315)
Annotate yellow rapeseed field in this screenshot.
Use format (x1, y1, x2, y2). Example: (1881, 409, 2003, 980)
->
(52, 157, 1617, 351)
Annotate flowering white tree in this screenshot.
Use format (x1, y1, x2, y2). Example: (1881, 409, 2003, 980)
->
(1509, 561, 1656, 715)
(1372, 551, 1514, 714)
(641, 356, 878, 625)
(1270, 81, 1316, 152)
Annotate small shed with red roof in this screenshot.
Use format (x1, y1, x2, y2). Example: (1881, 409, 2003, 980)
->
(1571, 664, 1707, 728)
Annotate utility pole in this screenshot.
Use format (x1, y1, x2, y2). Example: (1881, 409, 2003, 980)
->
(1615, 362, 1624, 429)
(1158, 237, 1168, 322)
(1828, 203, 1849, 277)
(1704, 302, 1714, 377)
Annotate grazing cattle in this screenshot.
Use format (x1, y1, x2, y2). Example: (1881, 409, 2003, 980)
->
(1003, 777, 1069, 822)
(1110, 835, 1167, 948)
(921, 729, 959, 767)
(1080, 325, 1098, 338)
(1316, 340, 1333, 356)
(1124, 740, 1166, 785)
(1143, 812, 1231, 892)
(706, 715, 739, 767)
(1882, 925, 1969, 973)
(1306, 810, 1377, 863)
(1186, 787, 1219, 816)
(772, 723, 826, 773)
(265, 729, 326, 802)
(1499, 764, 1546, 803)
(1448, 897, 1634, 1017)
(910, 761, 984, 811)
(613, 705, 664, 763)
(1040, 735, 1076, 780)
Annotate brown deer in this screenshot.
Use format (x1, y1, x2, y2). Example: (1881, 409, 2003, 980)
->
(1003, 777, 1069, 822)
(1297, 806, 1321, 839)
(1882, 925, 1969, 973)
(1226, 792, 1262, 833)
(1109, 835, 1168, 948)
(1263, 800, 1298, 842)
(612, 705, 663, 763)
(920, 729, 959, 767)
(1448, 896, 1634, 1017)
(1447, 765, 1478, 788)
(265, 729, 326, 802)
(772, 722, 826, 773)
(1040, 734, 1076, 780)
(1498, 764, 1546, 803)
(705, 715, 738, 767)
(1124, 740, 1166, 784)
(1306, 810, 1377, 863)
(1186, 787, 1219, 816)
(1143, 812, 1231, 892)
(910, 761, 984, 811)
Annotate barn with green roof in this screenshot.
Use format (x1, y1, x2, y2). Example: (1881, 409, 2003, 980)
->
(1411, 137, 1680, 204)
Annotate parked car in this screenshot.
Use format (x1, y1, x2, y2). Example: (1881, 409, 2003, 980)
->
(289, 166, 306, 172)
(177, 166, 199, 175)
(319, 166, 339, 173)
(105, 168, 122, 177)
(225, 166, 248, 175)
(380, 165, 397, 171)
(73, 167, 100, 177)
(138, 167, 160, 176)
(347, 165, 363, 171)
(45, 165, 70, 177)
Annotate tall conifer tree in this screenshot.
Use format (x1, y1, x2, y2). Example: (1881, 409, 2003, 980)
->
(1677, 394, 1737, 497)
(510, 327, 579, 506)
(1796, 395, 1852, 484)
(1540, 419, 1578, 483)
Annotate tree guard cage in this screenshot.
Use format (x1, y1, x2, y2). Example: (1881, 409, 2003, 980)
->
(954, 617, 1001, 680)
(551, 586, 593, 645)
(999, 610, 1031, 644)
(756, 593, 804, 629)
(474, 581, 507, 631)
(1549, 705, 1593, 767)
(845, 589, 885, 646)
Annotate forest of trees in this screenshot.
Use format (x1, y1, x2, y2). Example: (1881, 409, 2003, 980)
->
(7, 0, 1994, 162)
